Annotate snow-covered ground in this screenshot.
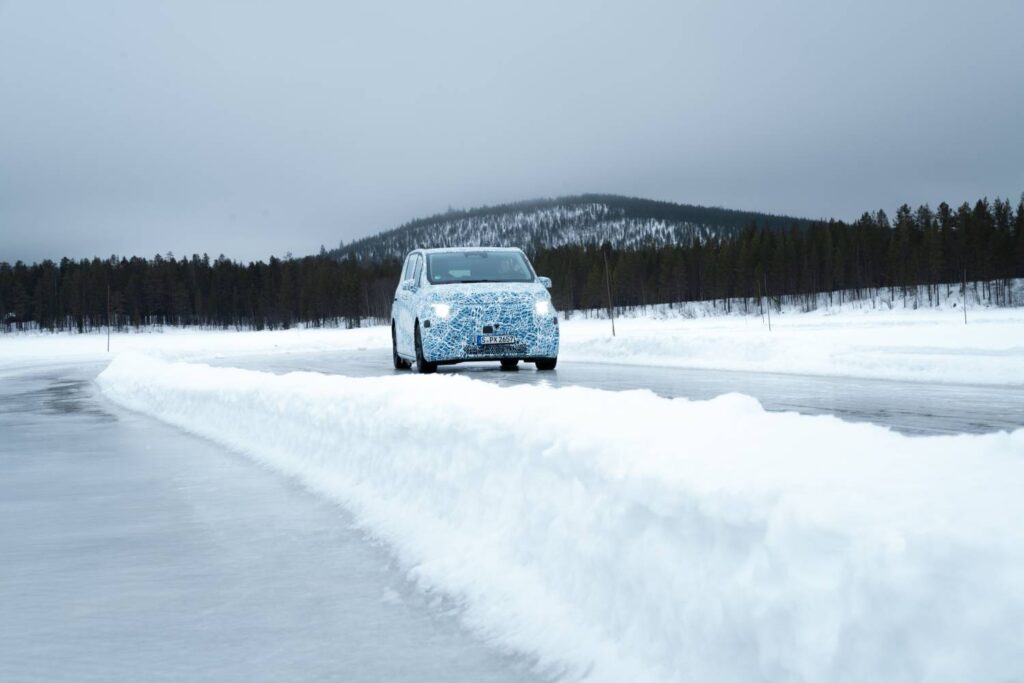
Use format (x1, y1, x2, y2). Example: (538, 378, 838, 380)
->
(0, 326, 386, 374)
(3, 305, 1022, 386)
(560, 306, 1024, 385)
(97, 353, 1024, 683)
(6, 304, 1022, 680)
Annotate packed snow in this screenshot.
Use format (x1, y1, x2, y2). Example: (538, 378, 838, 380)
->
(5, 305, 1023, 386)
(97, 353, 1024, 683)
(559, 306, 1024, 385)
(0, 325, 385, 374)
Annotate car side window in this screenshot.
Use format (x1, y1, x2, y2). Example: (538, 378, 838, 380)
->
(411, 254, 423, 284)
(401, 255, 414, 282)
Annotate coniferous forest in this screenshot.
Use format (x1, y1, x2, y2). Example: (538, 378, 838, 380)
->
(2, 195, 1023, 332)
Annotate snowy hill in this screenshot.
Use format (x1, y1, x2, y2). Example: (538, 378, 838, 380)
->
(330, 194, 815, 262)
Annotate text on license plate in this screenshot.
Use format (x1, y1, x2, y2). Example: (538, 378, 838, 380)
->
(477, 335, 518, 345)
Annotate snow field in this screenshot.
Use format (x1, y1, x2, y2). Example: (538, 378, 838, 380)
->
(97, 354, 1024, 683)
(0, 325, 386, 373)
(559, 306, 1024, 385)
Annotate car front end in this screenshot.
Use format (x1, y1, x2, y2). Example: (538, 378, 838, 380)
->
(417, 281, 559, 365)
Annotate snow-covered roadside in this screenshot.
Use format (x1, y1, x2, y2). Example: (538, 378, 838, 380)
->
(4, 305, 1023, 385)
(0, 326, 388, 374)
(560, 307, 1024, 385)
(97, 354, 1024, 683)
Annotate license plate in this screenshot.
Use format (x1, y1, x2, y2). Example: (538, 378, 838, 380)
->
(476, 334, 518, 345)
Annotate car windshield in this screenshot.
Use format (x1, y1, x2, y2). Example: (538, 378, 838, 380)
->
(426, 251, 534, 284)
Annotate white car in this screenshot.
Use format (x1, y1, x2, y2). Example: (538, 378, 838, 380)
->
(391, 248, 560, 373)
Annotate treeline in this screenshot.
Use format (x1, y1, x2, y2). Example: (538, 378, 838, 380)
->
(2, 195, 1022, 332)
(536, 197, 1024, 313)
(0, 253, 399, 332)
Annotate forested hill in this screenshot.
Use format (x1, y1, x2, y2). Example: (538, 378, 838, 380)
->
(328, 195, 816, 262)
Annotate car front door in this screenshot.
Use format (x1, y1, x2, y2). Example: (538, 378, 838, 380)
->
(394, 253, 423, 356)
(393, 254, 415, 356)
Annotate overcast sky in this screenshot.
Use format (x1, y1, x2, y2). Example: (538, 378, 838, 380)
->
(1, 0, 1022, 263)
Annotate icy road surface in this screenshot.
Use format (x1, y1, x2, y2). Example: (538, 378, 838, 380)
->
(95, 353, 1024, 683)
(211, 350, 1024, 436)
(3, 346, 1021, 682)
(0, 364, 542, 683)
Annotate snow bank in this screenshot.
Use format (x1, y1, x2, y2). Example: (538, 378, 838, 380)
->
(0, 326, 388, 374)
(560, 307, 1024, 385)
(97, 354, 1024, 683)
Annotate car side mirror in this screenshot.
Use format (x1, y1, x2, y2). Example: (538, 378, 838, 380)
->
(400, 278, 416, 292)
(538, 276, 552, 289)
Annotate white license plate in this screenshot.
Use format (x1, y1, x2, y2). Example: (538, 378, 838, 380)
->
(477, 334, 518, 345)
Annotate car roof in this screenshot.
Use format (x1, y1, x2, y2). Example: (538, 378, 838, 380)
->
(415, 247, 526, 254)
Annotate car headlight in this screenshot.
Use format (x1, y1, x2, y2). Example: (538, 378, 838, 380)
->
(430, 302, 451, 319)
(534, 300, 551, 316)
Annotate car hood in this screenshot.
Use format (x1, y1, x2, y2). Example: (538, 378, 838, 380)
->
(425, 281, 548, 306)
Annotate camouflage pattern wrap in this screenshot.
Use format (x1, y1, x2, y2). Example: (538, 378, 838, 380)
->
(392, 248, 559, 364)
(416, 282, 559, 362)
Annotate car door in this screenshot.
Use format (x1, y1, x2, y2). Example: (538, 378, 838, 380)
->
(394, 252, 423, 356)
(404, 253, 425, 352)
(393, 253, 415, 355)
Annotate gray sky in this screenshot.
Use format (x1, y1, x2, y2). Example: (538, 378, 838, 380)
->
(1, 0, 1022, 263)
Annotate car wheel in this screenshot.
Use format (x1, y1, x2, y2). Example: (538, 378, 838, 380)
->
(414, 321, 437, 374)
(535, 358, 557, 371)
(392, 323, 410, 370)
(499, 359, 519, 370)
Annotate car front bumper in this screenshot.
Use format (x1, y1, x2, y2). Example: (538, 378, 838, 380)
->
(420, 307, 559, 363)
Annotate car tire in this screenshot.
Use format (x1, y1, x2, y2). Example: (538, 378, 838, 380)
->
(499, 359, 519, 370)
(414, 321, 437, 374)
(392, 323, 410, 370)
(535, 358, 557, 371)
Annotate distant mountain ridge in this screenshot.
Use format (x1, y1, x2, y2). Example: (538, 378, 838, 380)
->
(328, 194, 817, 262)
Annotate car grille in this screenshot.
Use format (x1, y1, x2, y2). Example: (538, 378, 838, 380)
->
(450, 303, 532, 330)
